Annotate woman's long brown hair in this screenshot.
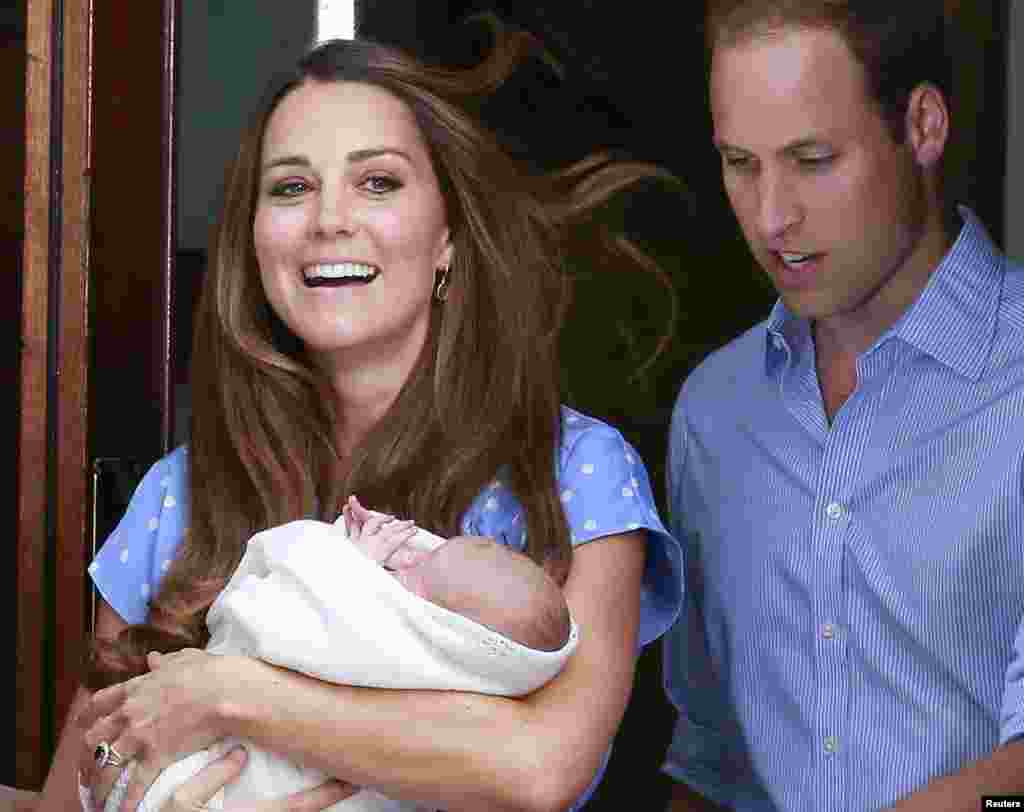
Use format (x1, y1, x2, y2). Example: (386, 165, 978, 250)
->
(88, 19, 681, 691)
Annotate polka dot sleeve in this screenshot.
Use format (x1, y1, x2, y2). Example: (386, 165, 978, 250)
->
(88, 447, 191, 625)
(461, 408, 683, 648)
(556, 410, 683, 646)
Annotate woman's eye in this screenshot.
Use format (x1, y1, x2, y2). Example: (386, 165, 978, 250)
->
(361, 174, 402, 195)
(269, 179, 310, 197)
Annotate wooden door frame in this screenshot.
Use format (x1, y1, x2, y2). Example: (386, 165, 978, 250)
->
(18, 0, 178, 788)
(19, 0, 92, 788)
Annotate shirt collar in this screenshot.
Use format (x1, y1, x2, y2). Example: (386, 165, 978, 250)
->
(765, 206, 1004, 380)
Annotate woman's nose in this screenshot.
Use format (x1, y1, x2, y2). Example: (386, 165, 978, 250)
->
(313, 187, 356, 238)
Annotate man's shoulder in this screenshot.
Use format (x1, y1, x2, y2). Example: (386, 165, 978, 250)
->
(678, 319, 772, 405)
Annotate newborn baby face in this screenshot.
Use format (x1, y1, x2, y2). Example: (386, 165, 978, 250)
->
(391, 536, 500, 605)
(394, 536, 571, 651)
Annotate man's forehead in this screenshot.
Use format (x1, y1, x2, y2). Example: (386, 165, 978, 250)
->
(710, 26, 872, 148)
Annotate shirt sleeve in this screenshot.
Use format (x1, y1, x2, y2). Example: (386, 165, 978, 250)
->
(661, 394, 769, 808)
(1001, 613, 1024, 744)
(88, 447, 191, 624)
(555, 412, 682, 648)
(460, 411, 683, 650)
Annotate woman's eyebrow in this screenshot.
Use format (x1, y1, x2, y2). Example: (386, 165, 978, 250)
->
(261, 148, 414, 174)
(261, 155, 311, 173)
(347, 147, 414, 164)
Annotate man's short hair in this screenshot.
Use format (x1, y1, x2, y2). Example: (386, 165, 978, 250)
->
(705, 1, 952, 144)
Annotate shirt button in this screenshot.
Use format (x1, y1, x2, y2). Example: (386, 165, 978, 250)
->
(825, 502, 845, 520)
(822, 624, 835, 639)
(824, 736, 838, 754)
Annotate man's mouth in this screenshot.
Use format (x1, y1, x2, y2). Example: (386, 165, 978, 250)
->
(303, 262, 380, 287)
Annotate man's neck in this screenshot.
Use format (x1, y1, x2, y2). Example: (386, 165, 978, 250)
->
(811, 208, 957, 422)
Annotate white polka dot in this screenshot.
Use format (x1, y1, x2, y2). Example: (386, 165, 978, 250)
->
(161, 559, 171, 572)
(622, 487, 634, 498)
(583, 519, 597, 531)
(570, 532, 577, 543)
(566, 415, 579, 424)
(147, 517, 159, 532)
(485, 496, 499, 511)
(561, 489, 575, 503)
(163, 494, 177, 509)
(627, 522, 641, 530)
(160, 476, 171, 489)
(119, 548, 129, 564)
(625, 453, 634, 465)
(631, 477, 640, 491)
(141, 583, 150, 599)
(488, 480, 503, 490)
(88, 562, 98, 575)
(581, 463, 595, 475)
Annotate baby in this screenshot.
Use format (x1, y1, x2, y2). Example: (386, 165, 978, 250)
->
(344, 495, 572, 653)
(89, 497, 577, 812)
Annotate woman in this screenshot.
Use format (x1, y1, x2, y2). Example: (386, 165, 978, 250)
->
(38, 23, 682, 812)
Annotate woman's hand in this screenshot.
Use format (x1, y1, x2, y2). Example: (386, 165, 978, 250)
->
(77, 649, 246, 812)
(157, 747, 355, 812)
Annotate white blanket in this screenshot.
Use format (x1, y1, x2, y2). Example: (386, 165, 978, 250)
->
(89, 519, 578, 812)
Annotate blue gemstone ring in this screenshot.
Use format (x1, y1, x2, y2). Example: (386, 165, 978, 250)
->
(94, 741, 125, 770)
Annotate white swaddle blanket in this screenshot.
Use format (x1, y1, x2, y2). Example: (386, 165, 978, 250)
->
(89, 519, 578, 812)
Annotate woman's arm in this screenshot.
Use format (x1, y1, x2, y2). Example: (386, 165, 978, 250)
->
(82, 531, 646, 812)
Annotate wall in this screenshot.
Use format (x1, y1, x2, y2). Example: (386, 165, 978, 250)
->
(177, 0, 315, 252)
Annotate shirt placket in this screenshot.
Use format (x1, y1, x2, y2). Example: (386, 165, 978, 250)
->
(808, 347, 888, 811)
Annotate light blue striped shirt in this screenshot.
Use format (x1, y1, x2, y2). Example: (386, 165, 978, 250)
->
(662, 208, 1024, 810)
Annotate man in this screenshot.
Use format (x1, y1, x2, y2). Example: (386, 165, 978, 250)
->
(662, 2, 1024, 810)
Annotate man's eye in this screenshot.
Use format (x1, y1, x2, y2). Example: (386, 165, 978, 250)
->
(269, 180, 310, 197)
(798, 154, 835, 170)
(723, 155, 755, 172)
(362, 175, 402, 194)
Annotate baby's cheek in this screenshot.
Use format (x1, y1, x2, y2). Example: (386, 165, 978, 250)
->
(393, 567, 432, 601)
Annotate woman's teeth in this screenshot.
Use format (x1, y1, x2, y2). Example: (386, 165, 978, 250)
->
(780, 252, 815, 269)
(303, 263, 379, 286)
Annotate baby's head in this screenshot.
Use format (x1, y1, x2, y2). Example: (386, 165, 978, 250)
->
(394, 536, 571, 652)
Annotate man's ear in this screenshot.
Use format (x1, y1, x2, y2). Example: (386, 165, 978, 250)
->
(905, 82, 950, 168)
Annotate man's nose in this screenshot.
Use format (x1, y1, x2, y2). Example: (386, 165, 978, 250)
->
(757, 170, 803, 241)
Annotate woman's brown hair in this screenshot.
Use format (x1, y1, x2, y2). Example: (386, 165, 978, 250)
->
(88, 20, 679, 690)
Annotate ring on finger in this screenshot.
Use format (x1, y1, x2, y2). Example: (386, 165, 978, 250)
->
(94, 741, 127, 770)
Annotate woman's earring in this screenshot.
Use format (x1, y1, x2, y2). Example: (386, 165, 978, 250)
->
(434, 264, 451, 302)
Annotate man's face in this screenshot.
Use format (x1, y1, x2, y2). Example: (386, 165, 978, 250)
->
(710, 26, 937, 332)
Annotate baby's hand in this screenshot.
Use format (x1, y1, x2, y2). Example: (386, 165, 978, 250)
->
(341, 495, 417, 565)
(342, 495, 448, 569)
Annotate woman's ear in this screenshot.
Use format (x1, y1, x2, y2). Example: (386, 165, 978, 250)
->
(437, 232, 454, 271)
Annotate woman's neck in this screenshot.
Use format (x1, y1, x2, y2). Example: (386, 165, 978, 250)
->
(320, 353, 414, 460)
